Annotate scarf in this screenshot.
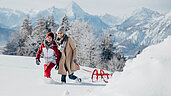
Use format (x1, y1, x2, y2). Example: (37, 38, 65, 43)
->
(44, 40, 54, 50)
(56, 34, 68, 52)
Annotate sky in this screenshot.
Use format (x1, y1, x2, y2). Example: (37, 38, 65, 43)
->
(0, 0, 171, 17)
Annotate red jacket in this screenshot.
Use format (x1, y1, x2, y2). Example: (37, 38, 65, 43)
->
(36, 41, 61, 65)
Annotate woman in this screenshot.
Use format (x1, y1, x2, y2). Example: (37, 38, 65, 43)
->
(36, 32, 61, 79)
(56, 26, 81, 83)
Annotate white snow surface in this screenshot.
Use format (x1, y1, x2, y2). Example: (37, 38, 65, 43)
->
(0, 55, 106, 96)
(89, 36, 171, 96)
(1, 36, 171, 96)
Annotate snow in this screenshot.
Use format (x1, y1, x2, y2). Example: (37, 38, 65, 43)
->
(90, 36, 171, 96)
(23, 9, 40, 17)
(115, 7, 170, 56)
(2, 36, 170, 96)
(117, 45, 126, 48)
(0, 55, 106, 96)
(65, 1, 85, 17)
(165, 12, 171, 20)
(0, 8, 21, 17)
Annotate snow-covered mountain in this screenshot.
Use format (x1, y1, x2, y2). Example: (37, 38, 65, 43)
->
(65, 2, 87, 17)
(30, 6, 65, 25)
(0, 8, 26, 27)
(66, 2, 109, 31)
(0, 1, 116, 46)
(0, 8, 24, 46)
(0, 1, 111, 31)
(113, 8, 171, 56)
(0, 3, 170, 57)
(99, 13, 122, 27)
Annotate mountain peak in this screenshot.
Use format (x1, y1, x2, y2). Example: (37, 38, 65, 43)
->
(132, 7, 162, 18)
(71, 1, 79, 7)
(65, 1, 85, 17)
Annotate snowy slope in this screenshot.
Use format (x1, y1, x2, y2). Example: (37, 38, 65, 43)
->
(90, 36, 171, 96)
(0, 55, 106, 96)
(99, 13, 122, 27)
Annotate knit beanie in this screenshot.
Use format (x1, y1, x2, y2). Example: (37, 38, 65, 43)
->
(46, 32, 54, 40)
(57, 26, 65, 34)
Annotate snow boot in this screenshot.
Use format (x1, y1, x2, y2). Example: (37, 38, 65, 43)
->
(61, 75, 66, 83)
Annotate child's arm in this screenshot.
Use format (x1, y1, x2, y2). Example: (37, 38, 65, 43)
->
(55, 47, 61, 64)
(36, 42, 43, 59)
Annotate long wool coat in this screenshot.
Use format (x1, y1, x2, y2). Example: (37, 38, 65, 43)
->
(58, 37, 80, 75)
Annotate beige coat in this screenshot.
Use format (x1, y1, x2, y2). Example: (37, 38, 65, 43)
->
(58, 37, 80, 75)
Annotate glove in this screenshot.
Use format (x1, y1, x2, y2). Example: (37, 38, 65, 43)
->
(55, 65, 58, 70)
(36, 58, 40, 65)
(73, 59, 77, 63)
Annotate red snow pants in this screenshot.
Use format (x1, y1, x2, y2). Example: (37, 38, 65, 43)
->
(44, 63, 55, 78)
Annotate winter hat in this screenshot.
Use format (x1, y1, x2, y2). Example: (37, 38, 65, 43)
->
(57, 26, 65, 34)
(46, 32, 54, 40)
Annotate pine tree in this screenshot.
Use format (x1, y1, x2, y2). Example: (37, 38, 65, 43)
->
(60, 15, 70, 31)
(97, 29, 126, 72)
(17, 15, 32, 56)
(28, 17, 47, 56)
(113, 50, 126, 72)
(3, 30, 20, 55)
(19, 15, 32, 39)
(68, 19, 96, 67)
(46, 14, 59, 40)
(98, 29, 115, 71)
(89, 38, 101, 68)
(47, 14, 58, 33)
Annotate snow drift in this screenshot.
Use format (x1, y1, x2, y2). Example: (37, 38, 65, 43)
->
(90, 36, 171, 96)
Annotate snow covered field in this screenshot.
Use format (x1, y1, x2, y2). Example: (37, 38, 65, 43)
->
(0, 55, 106, 96)
(90, 36, 171, 96)
(0, 36, 171, 96)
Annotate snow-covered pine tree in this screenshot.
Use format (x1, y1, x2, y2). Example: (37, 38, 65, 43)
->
(89, 38, 101, 68)
(28, 17, 47, 56)
(17, 15, 32, 56)
(98, 29, 115, 71)
(113, 49, 126, 72)
(60, 15, 70, 32)
(68, 18, 96, 67)
(97, 29, 126, 72)
(3, 30, 20, 55)
(47, 14, 58, 33)
(46, 14, 59, 40)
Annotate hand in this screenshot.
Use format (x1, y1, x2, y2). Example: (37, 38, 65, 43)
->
(55, 65, 58, 70)
(73, 59, 77, 63)
(36, 58, 40, 65)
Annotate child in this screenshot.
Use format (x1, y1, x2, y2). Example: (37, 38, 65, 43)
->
(36, 32, 61, 79)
